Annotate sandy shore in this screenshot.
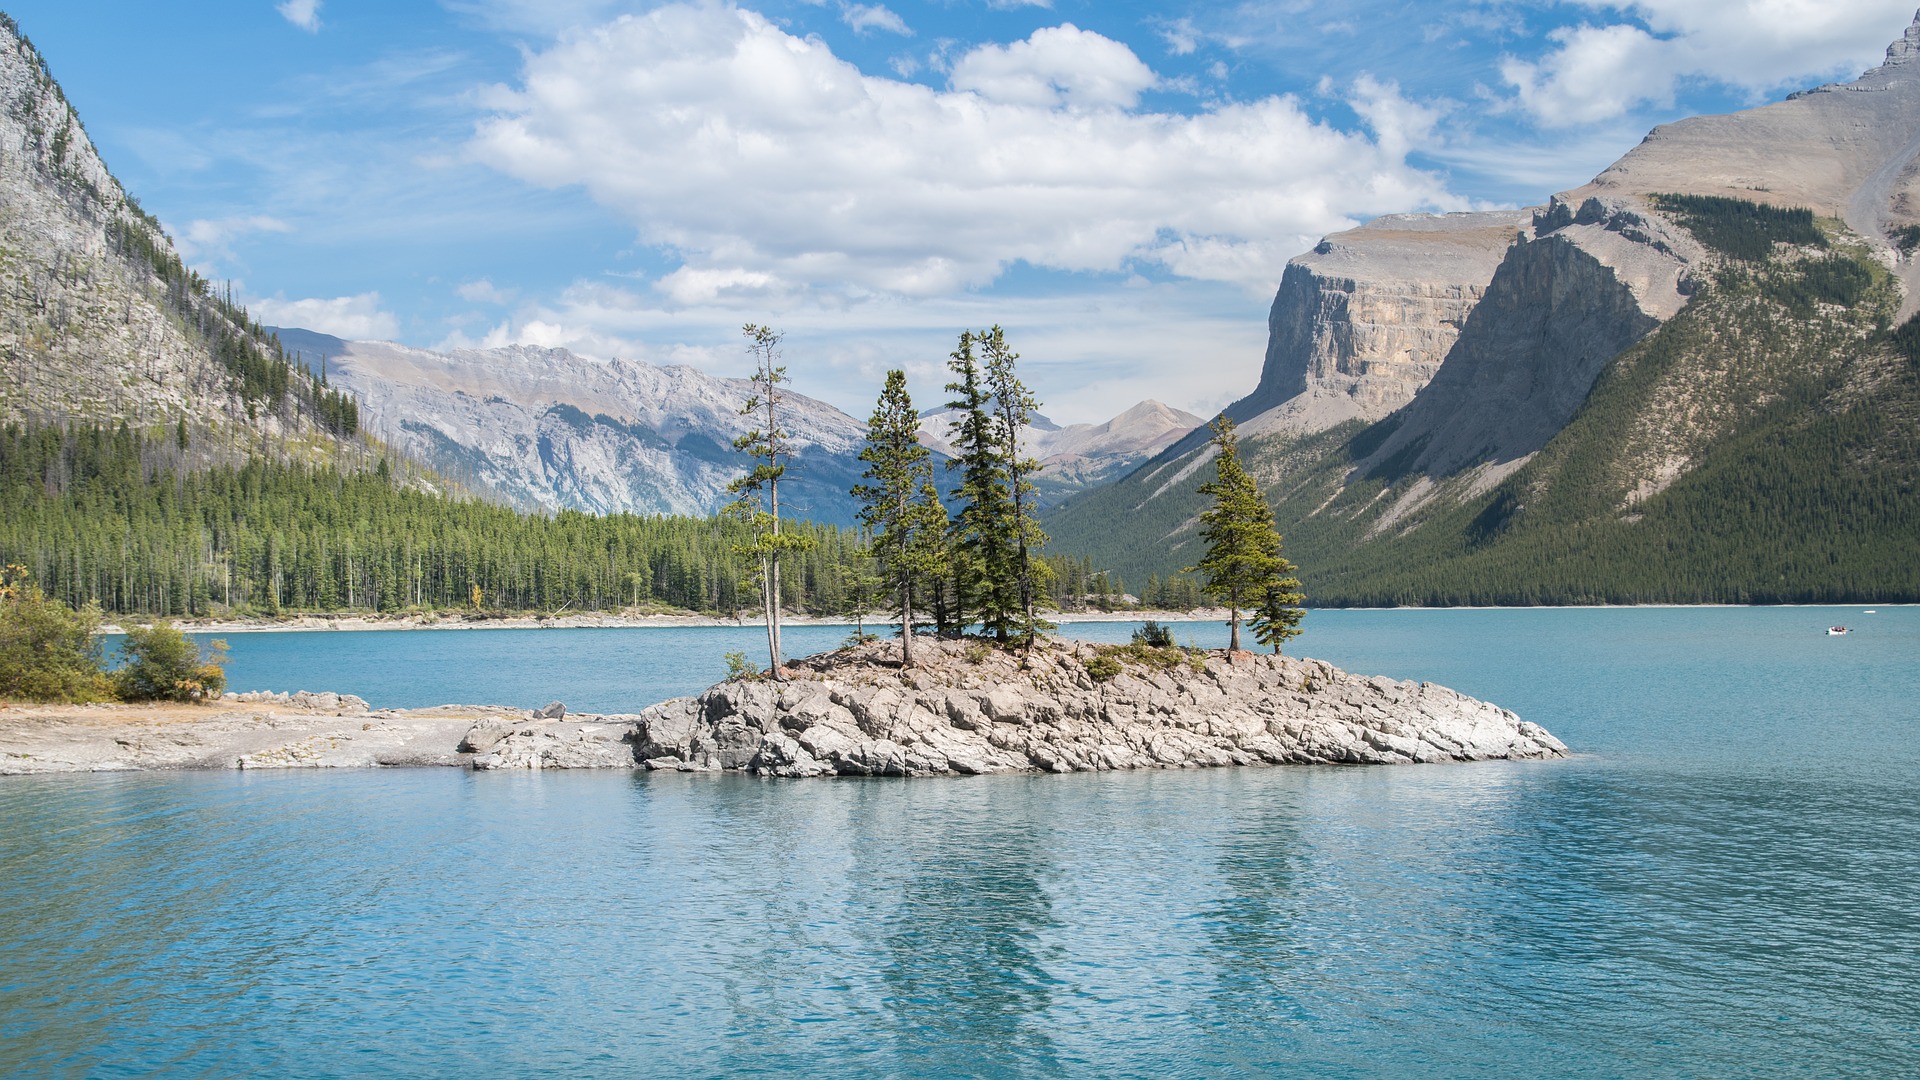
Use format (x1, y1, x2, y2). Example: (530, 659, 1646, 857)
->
(100, 609, 1230, 635)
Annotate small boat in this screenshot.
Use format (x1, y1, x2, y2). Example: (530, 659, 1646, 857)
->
(1827, 626, 1851, 635)
(1864, 610, 1877, 614)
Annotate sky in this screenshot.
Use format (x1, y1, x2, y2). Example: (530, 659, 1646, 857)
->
(8, 0, 1917, 423)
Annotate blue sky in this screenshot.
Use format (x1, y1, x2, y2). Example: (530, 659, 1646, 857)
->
(8, 0, 1916, 421)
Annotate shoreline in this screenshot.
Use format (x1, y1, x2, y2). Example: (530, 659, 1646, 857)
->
(99, 609, 1240, 635)
(98, 602, 1906, 636)
(0, 638, 1568, 776)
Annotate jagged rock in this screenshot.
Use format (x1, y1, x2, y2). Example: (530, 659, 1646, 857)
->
(458, 718, 518, 753)
(532, 700, 567, 720)
(468, 720, 638, 770)
(627, 637, 1565, 778)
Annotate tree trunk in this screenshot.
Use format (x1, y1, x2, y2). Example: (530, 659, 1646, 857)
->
(768, 554, 785, 678)
(1228, 585, 1241, 655)
(900, 578, 914, 667)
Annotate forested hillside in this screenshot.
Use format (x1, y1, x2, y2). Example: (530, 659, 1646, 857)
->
(0, 15, 367, 468)
(0, 423, 888, 618)
(1050, 205, 1920, 605)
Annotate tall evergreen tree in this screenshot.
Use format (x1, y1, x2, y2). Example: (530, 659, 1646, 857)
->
(852, 370, 949, 665)
(944, 330, 1016, 639)
(1249, 572, 1306, 654)
(979, 325, 1051, 643)
(727, 323, 813, 679)
(1188, 418, 1296, 656)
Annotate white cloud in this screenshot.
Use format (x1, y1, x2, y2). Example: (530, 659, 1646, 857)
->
(1503, 0, 1917, 126)
(436, 277, 1270, 424)
(456, 278, 517, 304)
(842, 3, 910, 36)
(173, 215, 293, 263)
(468, 4, 1462, 302)
(1158, 17, 1199, 56)
(277, 0, 323, 33)
(949, 23, 1156, 109)
(251, 292, 401, 341)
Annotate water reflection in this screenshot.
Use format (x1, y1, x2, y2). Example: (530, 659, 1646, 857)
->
(866, 781, 1066, 1075)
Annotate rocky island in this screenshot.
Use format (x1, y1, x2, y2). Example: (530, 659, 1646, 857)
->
(0, 637, 1565, 776)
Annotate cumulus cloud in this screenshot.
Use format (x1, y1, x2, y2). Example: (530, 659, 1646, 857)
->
(842, 3, 910, 36)
(277, 0, 323, 32)
(949, 23, 1156, 109)
(468, 3, 1462, 302)
(250, 292, 401, 341)
(1503, 0, 1916, 126)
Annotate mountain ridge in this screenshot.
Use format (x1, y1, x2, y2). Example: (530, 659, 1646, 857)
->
(1045, 10, 1920, 604)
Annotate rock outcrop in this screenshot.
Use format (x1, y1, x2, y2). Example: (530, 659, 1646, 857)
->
(1229, 210, 1535, 436)
(629, 637, 1565, 777)
(1351, 196, 1699, 487)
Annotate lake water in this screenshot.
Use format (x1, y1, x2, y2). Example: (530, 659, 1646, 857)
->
(4, 608, 1916, 1076)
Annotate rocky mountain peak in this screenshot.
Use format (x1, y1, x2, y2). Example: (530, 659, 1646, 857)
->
(1873, 8, 1920, 72)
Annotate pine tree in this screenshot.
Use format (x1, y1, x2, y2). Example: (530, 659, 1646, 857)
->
(852, 370, 949, 665)
(1249, 571, 1306, 654)
(727, 324, 814, 679)
(944, 330, 1016, 640)
(1189, 418, 1299, 656)
(979, 325, 1051, 644)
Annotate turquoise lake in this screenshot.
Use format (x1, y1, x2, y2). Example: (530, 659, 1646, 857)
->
(2, 607, 1916, 1076)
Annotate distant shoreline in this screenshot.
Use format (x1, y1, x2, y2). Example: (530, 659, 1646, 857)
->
(100, 602, 1905, 635)
(98, 609, 1238, 635)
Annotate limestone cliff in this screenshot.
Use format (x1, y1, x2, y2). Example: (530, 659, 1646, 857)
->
(1231, 210, 1534, 435)
(1352, 196, 1699, 487)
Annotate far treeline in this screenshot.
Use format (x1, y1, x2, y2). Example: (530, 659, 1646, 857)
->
(0, 418, 1193, 622)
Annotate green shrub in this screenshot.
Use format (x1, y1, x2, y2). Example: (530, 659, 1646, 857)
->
(1131, 620, 1174, 647)
(114, 622, 227, 702)
(723, 650, 760, 681)
(1084, 655, 1121, 682)
(0, 564, 112, 703)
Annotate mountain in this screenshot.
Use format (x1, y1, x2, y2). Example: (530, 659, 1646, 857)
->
(277, 327, 1198, 524)
(0, 16, 365, 466)
(1047, 13, 1920, 604)
(917, 399, 1203, 502)
(271, 329, 871, 525)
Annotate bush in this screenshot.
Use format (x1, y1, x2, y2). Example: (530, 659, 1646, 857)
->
(1084, 655, 1121, 682)
(114, 622, 227, 702)
(1131, 620, 1175, 647)
(723, 650, 760, 681)
(0, 564, 112, 703)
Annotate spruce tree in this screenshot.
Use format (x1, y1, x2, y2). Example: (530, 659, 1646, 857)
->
(980, 325, 1051, 644)
(1189, 418, 1297, 656)
(944, 330, 1016, 640)
(852, 370, 949, 665)
(727, 323, 813, 679)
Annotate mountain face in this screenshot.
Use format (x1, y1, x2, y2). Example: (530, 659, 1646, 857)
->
(272, 329, 871, 525)
(917, 399, 1203, 501)
(0, 17, 361, 464)
(1046, 13, 1920, 604)
(279, 328, 1195, 525)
